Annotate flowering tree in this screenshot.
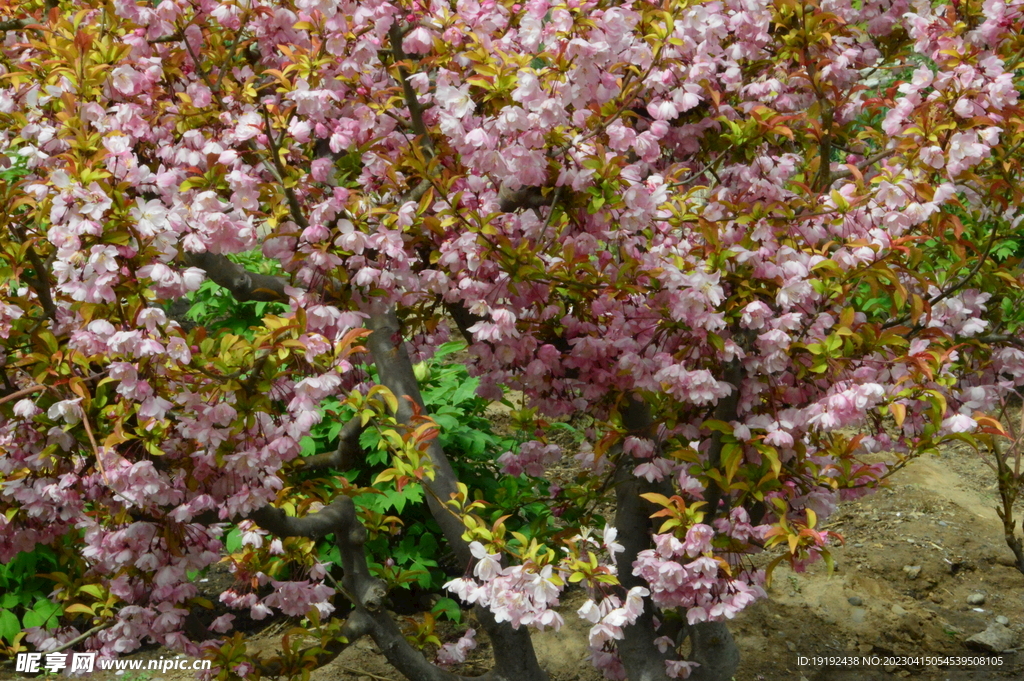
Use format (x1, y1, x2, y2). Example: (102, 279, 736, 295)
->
(1, 0, 1023, 679)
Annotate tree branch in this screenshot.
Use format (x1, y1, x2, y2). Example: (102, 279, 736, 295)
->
(977, 334, 1024, 348)
(387, 24, 433, 159)
(180, 252, 289, 302)
(364, 307, 471, 563)
(0, 18, 31, 31)
(8, 224, 57, 321)
(44, 622, 115, 654)
(250, 495, 508, 681)
(497, 185, 553, 213)
(0, 383, 45, 406)
(613, 397, 677, 681)
(363, 305, 548, 681)
(702, 361, 743, 524)
(299, 417, 365, 471)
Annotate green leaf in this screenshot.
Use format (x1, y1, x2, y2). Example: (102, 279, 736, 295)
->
(225, 527, 243, 553)
(0, 610, 20, 643)
(299, 436, 317, 457)
(22, 610, 41, 629)
(450, 378, 481, 406)
(431, 597, 462, 623)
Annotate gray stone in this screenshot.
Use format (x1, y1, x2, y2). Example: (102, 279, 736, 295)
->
(938, 521, 949, 527)
(996, 616, 1010, 626)
(891, 604, 908, 617)
(967, 593, 987, 606)
(851, 607, 867, 624)
(965, 623, 1016, 653)
(903, 565, 921, 579)
(848, 596, 863, 606)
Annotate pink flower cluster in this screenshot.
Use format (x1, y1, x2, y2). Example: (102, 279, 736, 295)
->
(497, 440, 562, 477)
(445, 543, 564, 630)
(634, 526, 766, 625)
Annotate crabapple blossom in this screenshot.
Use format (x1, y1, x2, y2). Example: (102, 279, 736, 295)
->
(1, 0, 1023, 679)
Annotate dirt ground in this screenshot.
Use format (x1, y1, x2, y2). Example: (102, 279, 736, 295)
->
(2, 441, 1022, 681)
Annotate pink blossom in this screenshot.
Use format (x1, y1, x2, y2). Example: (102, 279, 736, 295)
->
(402, 27, 434, 55)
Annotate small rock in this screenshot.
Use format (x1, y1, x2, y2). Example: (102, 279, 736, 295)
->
(891, 604, 908, 617)
(967, 593, 987, 606)
(903, 565, 922, 579)
(966, 623, 1016, 653)
(854, 543, 864, 548)
(786, 640, 796, 652)
(848, 596, 863, 606)
(851, 607, 867, 624)
(938, 520, 949, 527)
(996, 616, 1010, 626)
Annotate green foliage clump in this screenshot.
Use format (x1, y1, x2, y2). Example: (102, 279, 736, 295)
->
(0, 547, 63, 649)
(305, 341, 556, 595)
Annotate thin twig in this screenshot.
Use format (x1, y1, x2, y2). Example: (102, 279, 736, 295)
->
(181, 28, 216, 93)
(884, 224, 1000, 330)
(46, 622, 114, 654)
(147, 33, 182, 44)
(830, 148, 898, 182)
(260, 105, 309, 229)
(0, 384, 45, 406)
(79, 407, 108, 482)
